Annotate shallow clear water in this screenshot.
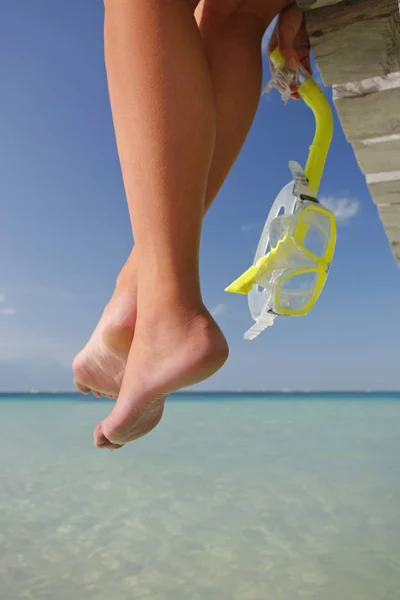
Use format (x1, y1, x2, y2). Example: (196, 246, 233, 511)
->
(1, 393, 399, 600)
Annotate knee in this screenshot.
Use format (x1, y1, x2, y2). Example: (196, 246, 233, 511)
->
(234, 0, 277, 28)
(199, 0, 272, 31)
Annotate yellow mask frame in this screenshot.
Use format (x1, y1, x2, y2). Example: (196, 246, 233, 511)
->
(274, 203, 336, 317)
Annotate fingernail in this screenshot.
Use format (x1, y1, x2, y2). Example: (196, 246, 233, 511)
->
(288, 57, 299, 70)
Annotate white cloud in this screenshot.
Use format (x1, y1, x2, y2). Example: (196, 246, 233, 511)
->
(0, 358, 74, 392)
(240, 222, 262, 233)
(211, 303, 227, 318)
(0, 293, 15, 316)
(320, 195, 360, 223)
(0, 333, 79, 368)
(0, 307, 16, 316)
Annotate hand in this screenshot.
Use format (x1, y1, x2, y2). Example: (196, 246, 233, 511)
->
(268, 2, 312, 99)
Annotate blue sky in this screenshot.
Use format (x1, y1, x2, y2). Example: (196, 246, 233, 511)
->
(1, 0, 399, 391)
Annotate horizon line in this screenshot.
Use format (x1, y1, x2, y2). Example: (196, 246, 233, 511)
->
(0, 390, 399, 395)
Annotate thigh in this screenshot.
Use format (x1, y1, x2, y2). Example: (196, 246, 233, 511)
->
(105, 0, 203, 10)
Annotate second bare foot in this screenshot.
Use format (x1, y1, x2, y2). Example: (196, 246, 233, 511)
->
(94, 307, 229, 449)
(72, 289, 137, 399)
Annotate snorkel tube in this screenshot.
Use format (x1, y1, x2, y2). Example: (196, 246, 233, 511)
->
(269, 48, 334, 197)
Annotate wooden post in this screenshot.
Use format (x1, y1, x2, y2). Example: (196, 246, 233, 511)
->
(297, 0, 400, 266)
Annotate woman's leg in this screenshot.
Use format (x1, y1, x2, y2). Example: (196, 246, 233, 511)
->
(116, 0, 281, 280)
(73, 0, 280, 409)
(92, 0, 231, 449)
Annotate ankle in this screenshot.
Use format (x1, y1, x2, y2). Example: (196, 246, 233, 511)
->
(138, 274, 203, 315)
(102, 290, 137, 353)
(133, 307, 229, 391)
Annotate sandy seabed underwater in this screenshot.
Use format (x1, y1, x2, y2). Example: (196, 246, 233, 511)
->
(0, 392, 399, 600)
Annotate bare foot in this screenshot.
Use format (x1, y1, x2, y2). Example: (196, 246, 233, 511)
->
(93, 308, 229, 449)
(72, 289, 137, 399)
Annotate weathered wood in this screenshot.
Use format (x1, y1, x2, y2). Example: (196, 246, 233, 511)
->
(380, 227, 400, 249)
(388, 237, 400, 265)
(385, 229, 400, 246)
(297, 0, 343, 10)
(354, 136, 400, 174)
(298, 0, 400, 266)
(375, 202, 400, 265)
(381, 230, 400, 265)
(377, 205, 400, 228)
(334, 86, 400, 141)
(333, 73, 400, 100)
(380, 227, 400, 253)
(368, 179, 400, 207)
(305, 0, 400, 85)
(384, 228, 400, 244)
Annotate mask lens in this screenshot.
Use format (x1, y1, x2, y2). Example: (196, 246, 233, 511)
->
(277, 270, 318, 313)
(295, 208, 332, 259)
(269, 214, 292, 249)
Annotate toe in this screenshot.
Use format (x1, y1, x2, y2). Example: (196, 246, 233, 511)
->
(74, 380, 92, 395)
(98, 398, 165, 446)
(94, 422, 124, 450)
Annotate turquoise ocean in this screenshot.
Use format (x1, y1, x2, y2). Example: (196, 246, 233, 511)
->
(1, 392, 399, 600)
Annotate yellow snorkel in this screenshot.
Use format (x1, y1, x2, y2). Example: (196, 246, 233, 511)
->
(226, 49, 336, 340)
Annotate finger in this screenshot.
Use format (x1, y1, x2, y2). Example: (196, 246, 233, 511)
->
(277, 3, 304, 70)
(301, 55, 312, 76)
(267, 27, 278, 75)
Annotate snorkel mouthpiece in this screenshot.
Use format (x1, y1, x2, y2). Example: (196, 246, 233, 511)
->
(226, 49, 336, 340)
